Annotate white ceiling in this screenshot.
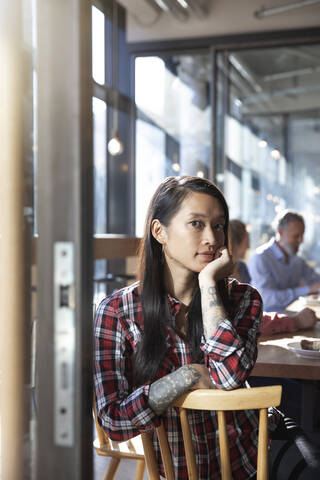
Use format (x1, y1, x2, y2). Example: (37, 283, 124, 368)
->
(118, 0, 320, 43)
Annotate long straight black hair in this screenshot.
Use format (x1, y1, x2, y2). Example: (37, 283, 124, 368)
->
(133, 176, 230, 387)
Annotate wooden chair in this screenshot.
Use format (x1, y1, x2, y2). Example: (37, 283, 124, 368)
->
(141, 385, 282, 480)
(93, 400, 146, 480)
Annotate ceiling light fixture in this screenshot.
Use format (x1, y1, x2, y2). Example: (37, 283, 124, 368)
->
(271, 149, 281, 159)
(149, 0, 188, 21)
(148, 0, 211, 20)
(153, 0, 169, 11)
(255, 0, 320, 19)
(176, 0, 188, 8)
(172, 162, 180, 172)
(108, 1, 124, 156)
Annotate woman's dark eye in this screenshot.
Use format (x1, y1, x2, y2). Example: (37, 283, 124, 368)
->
(215, 224, 225, 231)
(190, 220, 202, 228)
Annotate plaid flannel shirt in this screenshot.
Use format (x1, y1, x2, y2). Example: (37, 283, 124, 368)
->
(94, 279, 263, 479)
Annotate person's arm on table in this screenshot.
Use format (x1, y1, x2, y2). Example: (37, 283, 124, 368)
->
(292, 308, 318, 329)
(260, 307, 317, 335)
(260, 312, 296, 336)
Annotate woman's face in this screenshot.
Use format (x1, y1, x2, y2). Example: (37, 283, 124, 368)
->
(153, 191, 226, 277)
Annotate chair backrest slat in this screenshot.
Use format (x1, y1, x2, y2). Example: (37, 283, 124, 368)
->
(217, 410, 232, 480)
(180, 408, 199, 480)
(157, 423, 175, 480)
(141, 432, 161, 480)
(257, 408, 269, 480)
(142, 385, 282, 480)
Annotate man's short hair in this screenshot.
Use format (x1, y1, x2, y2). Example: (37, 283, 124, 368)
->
(272, 210, 305, 232)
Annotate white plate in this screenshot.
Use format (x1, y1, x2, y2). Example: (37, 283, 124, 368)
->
(287, 341, 320, 359)
(299, 295, 320, 305)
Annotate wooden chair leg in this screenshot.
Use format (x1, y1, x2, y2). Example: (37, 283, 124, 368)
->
(103, 457, 120, 480)
(134, 459, 146, 480)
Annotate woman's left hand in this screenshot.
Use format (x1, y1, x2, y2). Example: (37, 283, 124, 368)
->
(199, 246, 235, 284)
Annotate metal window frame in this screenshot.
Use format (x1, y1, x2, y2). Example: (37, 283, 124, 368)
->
(127, 26, 320, 184)
(36, 0, 93, 478)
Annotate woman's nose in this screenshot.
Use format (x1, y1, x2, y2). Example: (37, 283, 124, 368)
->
(202, 226, 216, 245)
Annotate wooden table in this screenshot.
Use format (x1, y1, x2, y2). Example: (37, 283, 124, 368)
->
(252, 323, 320, 380)
(251, 309, 320, 433)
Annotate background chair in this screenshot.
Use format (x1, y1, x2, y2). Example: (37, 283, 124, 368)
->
(93, 400, 146, 480)
(141, 385, 282, 480)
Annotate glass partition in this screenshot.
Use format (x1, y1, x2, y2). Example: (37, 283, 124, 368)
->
(93, 97, 107, 234)
(215, 44, 320, 261)
(135, 53, 212, 236)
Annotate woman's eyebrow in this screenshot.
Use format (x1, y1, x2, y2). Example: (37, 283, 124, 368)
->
(187, 212, 225, 220)
(187, 212, 207, 218)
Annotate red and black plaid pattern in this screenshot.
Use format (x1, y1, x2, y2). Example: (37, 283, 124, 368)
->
(94, 279, 262, 479)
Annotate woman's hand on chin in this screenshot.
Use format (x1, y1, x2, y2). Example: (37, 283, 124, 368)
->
(199, 246, 234, 284)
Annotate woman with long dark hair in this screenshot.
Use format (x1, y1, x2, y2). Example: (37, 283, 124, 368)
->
(94, 176, 264, 479)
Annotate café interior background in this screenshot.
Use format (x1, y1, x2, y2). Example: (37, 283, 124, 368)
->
(1, 0, 320, 479)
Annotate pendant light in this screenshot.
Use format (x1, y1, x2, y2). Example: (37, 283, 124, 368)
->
(108, 0, 124, 156)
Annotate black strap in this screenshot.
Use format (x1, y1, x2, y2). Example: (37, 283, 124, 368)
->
(270, 440, 293, 479)
(288, 459, 308, 480)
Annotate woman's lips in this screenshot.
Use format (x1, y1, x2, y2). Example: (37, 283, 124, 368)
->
(198, 251, 215, 260)
(197, 250, 222, 260)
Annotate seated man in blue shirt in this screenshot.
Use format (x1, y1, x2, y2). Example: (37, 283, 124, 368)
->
(248, 211, 320, 426)
(248, 210, 320, 312)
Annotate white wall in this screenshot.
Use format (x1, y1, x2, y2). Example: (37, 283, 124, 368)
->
(119, 0, 320, 43)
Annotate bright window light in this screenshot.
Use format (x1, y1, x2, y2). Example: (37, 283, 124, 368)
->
(92, 6, 105, 85)
(135, 57, 165, 116)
